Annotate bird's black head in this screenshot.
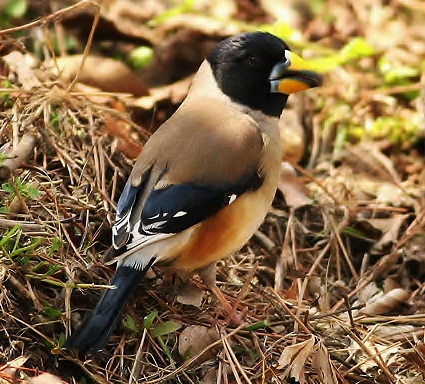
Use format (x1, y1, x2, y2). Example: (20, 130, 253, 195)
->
(207, 32, 321, 117)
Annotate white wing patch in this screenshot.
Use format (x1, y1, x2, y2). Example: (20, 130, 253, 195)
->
(229, 194, 238, 204)
(173, 211, 187, 218)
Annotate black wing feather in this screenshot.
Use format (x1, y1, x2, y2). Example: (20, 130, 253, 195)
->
(140, 171, 263, 235)
(113, 167, 153, 248)
(141, 184, 229, 234)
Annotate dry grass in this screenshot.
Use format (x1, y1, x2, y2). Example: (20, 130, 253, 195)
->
(1, 0, 425, 383)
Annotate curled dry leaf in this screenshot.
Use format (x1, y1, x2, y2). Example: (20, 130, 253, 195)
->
(348, 338, 400, 373)
(175, 280, 204, 307)
(359, 288, 410, 316)
(0, 356, 28, 376)
(369, 214, 410, 253)
(369, 252, 402, 281)
(0, 133, 36, 182)
(3, 51, 40, 90)
(134, 76, 192, 110)
(277, 335, 315, 382)
(278, 336, 337, 383)
(103, 117, 143, 160)
(51, 55, 149, 96)
(280, 108, 305, 164)
(278, 162, 312, 209)
(312, 341, 338, 384)
(357, 281, 381, 304)
(178, 325, 220, 362)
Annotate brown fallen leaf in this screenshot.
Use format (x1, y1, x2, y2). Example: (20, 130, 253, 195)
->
(51, 55, 149, 96)
(133, 76, 192, 110)
(312, 340, 338, 384)
(368, 215, 410, 249)
(176, 280, 204, 307)
(280, 104, 305, 164)
(3, 51, 40, 90)
(277, 335, 315, 382)
(278, 162, 312, 209)
(178, 325, 220, 362)
(199, 368, 218, 384)
(0, 133, 36, 182)
(0, 356, 28, 377)
(359, 288, 410, 316)
(103, 117, 143, 160)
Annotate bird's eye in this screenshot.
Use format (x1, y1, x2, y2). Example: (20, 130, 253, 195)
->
(248, 55, 264, 68)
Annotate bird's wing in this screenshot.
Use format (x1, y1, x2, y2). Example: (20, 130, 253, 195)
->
(140, 173, 263, 236)
(109, 167, 263, 258)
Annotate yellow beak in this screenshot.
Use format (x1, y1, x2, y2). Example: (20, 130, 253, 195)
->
(269, 50, 322, 95)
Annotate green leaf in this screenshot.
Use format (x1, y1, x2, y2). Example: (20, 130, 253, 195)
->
(259, 21, 294, 41)
(123, 314, 139, 333)
(40, 263, 61, 277)
(143, 310, 158, 329)
(1, 182, 14, 194)
(243, 320, 270, 331)
(0, 225, 20, 247)
(4, 0, 28, 19)
(150, 320, 181, 338)
(343, 226, 369, 239)
(128, 46, 154, 70)
(9, 237, 41, 258)
(149, 0, 195, 26)
(378, 58, 419, 86)
(339, 37, 375, 60)
(48, 236, 62, 257)
(43, 305, 62, 321)
(26, 185, 40, 199)
(57, 332, 67, 348)
(308, 37, 375, 73)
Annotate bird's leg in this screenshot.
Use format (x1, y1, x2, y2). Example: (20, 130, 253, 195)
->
(198, 263, 245, 326)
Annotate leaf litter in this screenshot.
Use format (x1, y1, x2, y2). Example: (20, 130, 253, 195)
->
(0, 0, 425, 383)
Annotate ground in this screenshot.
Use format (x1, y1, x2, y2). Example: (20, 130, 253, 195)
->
(0, 0, 425, 383)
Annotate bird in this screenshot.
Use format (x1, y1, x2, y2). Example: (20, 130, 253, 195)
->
(63, 31, 322, 354)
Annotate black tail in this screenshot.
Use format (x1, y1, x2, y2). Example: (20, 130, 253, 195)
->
(63, 262, 153, 354)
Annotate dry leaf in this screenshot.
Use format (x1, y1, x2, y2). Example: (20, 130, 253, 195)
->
(178, 325, 220, 362)
(278, 162, 312, 209)
(277, 335, 315, 382)
(103, 117, 143, 159)
(51, 55, 149, 96)
(280, 109, 305, 163)
(133, 76, 192, 110)
(3, 52, 40, 90)
(359, 288, 410, 316)
(401, 341, 425, 375)
(357, 281, 380, 304)
(312, 341, 338, 384)
(176, 280, 204, 307)
(374, 324, 416, 339)
(370, 215, 409, 253)
(200, 368, 218, 384)
(349, 338, 400, 372)
(0, 356, 28, 376)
